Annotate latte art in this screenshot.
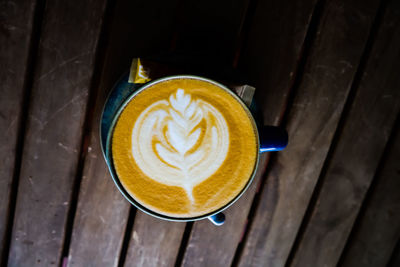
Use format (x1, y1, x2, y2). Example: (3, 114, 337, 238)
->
(112, 77, 258, 217)
(131, 89, 230, 202)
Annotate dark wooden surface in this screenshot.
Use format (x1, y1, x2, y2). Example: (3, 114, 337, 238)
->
(1, 0, 399, 266)
(340, 118, 400, 267)
(5, 0, 107, 266)
(238, 0, 381, 265)
(0, 0, 37, 260)
(67, 0, 179, 266)
(290, 0, 400, 265)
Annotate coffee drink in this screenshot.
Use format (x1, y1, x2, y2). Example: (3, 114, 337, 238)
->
(112, 77, 258, 218)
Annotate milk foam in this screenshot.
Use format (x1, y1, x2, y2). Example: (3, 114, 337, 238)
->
(131, 89, 230, 202)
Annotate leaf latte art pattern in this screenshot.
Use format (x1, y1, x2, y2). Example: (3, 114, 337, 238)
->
(131, 89, 230, 203)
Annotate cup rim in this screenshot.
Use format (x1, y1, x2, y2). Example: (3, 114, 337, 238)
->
(105, 74, 260, 222)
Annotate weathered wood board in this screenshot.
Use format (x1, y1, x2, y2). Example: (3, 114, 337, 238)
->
(238, 0, 381, 265)
(7, 0, 108, 266)
(0, 0, 37, 262)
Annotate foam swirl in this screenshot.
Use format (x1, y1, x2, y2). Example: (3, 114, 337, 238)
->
(131, 89, 229, 203)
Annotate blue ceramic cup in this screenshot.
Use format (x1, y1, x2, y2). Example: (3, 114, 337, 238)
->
(101, 75, 288, 225)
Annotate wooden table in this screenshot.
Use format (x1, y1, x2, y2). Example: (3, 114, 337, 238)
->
(1, 0, 400, 266)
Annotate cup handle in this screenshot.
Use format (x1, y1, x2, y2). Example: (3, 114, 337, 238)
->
(208, 213, 225, 226)
(259, 126, 288, 152)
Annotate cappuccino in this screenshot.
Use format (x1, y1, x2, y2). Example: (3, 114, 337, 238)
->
(112, 77, 258, 217)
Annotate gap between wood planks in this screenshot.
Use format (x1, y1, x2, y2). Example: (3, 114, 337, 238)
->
(174, 222, 194, 267)
(284, 0, 390, 265)
(1, 0, 46, 265)
(232, 0, 259, 68)
(58, 0, 118, 264)
(230, 0, 327, 265)
(117, 208, 137, 267)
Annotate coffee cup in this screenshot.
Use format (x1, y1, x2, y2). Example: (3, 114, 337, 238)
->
(101, 75, 287, 225)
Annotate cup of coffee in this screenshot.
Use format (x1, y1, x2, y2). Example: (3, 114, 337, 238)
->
(103, 75, 287, 225)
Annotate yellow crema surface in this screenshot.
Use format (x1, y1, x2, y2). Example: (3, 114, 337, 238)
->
(112, 78, 258, 217)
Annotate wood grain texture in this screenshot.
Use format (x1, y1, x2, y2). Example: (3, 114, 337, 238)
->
(7, 0, 108, 266)
(291, 0, 400, 265)
(123, 212, 185, 267)
(66, 0, 180, 266)
(238, 0, 381, 266)
(0, 0, 36, 259)
(340, 121, 400, 267)
(181, 0, 318, 266)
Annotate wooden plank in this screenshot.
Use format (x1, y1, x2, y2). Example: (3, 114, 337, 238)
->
(180, 0, 318, 266)
(66, 0, 180, 266)
(123, 212, 186, 266)
(6, 0, 108, 266)
(237, 0, 381, 266)
(340, 120, 400, 267)
(291, 0, 400, 265)
(0, 0, 37, 260)
(123, 1, 252, 266)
